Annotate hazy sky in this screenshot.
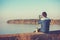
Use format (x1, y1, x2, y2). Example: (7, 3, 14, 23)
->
(0, 0, 60, 22)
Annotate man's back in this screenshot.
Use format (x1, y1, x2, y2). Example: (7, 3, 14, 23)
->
(40, 19, 51, 33)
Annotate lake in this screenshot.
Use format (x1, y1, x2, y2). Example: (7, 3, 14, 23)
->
(0, 23, 60, 34)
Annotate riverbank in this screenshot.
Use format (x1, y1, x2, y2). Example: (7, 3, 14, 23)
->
(7, 19, 60, 25)
(0, 30, 60, 40)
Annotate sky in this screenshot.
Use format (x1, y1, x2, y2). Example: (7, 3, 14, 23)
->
(0, 0, 60, 22)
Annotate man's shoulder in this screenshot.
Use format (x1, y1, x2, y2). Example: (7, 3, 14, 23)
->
(41, 17, 50, 20)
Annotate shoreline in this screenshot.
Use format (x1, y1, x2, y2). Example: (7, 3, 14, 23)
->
(7, 19, 60, 25)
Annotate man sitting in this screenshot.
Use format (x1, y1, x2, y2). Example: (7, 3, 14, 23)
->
(35, 12, 51, 33)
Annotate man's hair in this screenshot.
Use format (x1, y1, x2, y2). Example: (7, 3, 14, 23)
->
(42, 12, 47, 17)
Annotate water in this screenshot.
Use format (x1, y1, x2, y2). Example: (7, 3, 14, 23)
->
(0, 23, 60, 34)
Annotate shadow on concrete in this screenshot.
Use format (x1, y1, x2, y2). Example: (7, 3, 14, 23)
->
(49, 30, 60, 34)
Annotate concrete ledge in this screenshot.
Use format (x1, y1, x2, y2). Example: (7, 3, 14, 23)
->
(0, 31, 60, 40)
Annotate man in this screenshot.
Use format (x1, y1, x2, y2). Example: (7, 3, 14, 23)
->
(38, 12, 51, 33)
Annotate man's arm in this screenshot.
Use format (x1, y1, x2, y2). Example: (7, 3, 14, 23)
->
(38, 20, 42, 24)
(38, 15, 42, 24)
(39, 15, 41, 20)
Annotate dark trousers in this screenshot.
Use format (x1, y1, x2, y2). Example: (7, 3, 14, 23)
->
(34, 28, 49, 33)
(34, 28, 41, 32)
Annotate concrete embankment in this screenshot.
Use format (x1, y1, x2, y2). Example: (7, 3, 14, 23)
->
(0, 31, 60, 40)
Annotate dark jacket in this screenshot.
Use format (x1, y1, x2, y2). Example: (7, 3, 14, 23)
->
(38, 18, 51, 33)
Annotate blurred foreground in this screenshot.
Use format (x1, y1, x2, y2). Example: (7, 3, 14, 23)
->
(0, 30, 60, 40)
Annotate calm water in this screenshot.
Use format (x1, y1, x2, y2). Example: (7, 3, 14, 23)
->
(0, 23, 60, 34)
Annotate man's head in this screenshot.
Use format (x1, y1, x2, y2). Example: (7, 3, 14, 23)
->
(42, 12, 47, 17)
